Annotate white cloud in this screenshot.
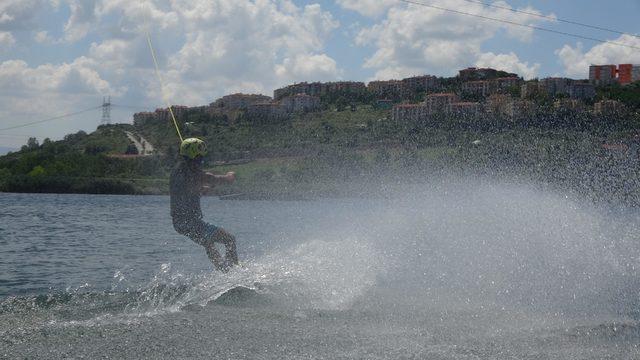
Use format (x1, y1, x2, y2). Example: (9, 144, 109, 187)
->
(0, 0, 46, 30)
(354, 0, 553, 79)
(275, 54, 342, 81)
(34, 30, 55, 44)
(91, 0, 342, 105)
(335, 0, 396, 17)
(556, 35, 640, 78)
(0, 58, 113, 96)
(62, 0, 96, 43)
(0, 0, 342, 146)
(0, 31, 15, 50)
(476, 52, 540, 79)
(0, 57, 119, 146)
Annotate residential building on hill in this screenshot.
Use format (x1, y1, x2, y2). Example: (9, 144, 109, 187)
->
(539, 77, 572, 96)
(486, 94, 536, 118)
(618, 64, 640, 85)
(520, 81, 540, 99)
(493, 77, 521, 92)
(461, 77, 521, 98)
(461, 80, 490, 97)
(590, 65, 618, 85)
(247, 102, 289, 122)
(590, 64, 640, 85)
(367, 80, 406, 99)
(280, 93, 321, 113)
(594, 99, 626, 115)
(486, 94, 513, 116)
(554, 99, 586, 112)
(568, 83, 596, 100)
(450, 102, 482, 116)
(402, 75, 439, 93)
(274, 82, 322, 99)
(424, 93, 459, 113)
(212, 93, 271, 110)
(521, 78, 595, 100)
(391, 104, 430, 123)
(274, 81, 365, 100)
(325, 81, 366, 93)
(133, 106, 190, 127)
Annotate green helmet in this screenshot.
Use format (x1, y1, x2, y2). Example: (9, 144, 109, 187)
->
(179, 138, 207, 159)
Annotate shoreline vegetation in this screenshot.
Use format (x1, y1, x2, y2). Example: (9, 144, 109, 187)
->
(2, 71, 640, 205)
(2, 124, 639, 206)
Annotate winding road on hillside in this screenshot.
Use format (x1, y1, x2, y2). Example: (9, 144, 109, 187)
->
(125, 131, 155, 155)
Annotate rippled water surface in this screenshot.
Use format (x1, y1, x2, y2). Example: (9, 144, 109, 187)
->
(1, 183, 640, 359)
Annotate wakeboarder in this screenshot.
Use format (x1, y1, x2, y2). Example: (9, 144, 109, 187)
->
(170, 138, 239, 271)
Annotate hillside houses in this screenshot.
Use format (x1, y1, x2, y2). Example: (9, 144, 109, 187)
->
(368, 80, 406, 99)
(133, 106, 191, 127)
(403, 75, 439, 93)
(211, 93, 272, 110)
(246, 102, 289, 122)
(132, 65, 635, 129)
(247, 93, 322, 122)
(273, 81, 366, 100)
(520, 78, 596, 100)
(280, 93, 321, 113)
(461, 77, 521, 97)
(392, 93, 483, 123)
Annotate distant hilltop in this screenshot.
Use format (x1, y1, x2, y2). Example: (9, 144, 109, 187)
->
(133, 64, 640, 127)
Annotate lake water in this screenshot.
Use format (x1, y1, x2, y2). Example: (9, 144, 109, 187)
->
(1, 180, 640, 359)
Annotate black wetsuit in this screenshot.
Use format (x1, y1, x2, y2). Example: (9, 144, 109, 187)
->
(170, 159, 218, 245)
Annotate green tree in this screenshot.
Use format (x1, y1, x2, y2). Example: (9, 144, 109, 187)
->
(21, 137, 39, 151)
(125, 144, 139, 155)
(28, 165, 46, 177)
(0, 168, 10, 189)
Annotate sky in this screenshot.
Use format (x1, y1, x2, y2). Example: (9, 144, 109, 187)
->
(0, 0, 639, 151)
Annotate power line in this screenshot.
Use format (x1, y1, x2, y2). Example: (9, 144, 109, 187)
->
(397, 0, 640, 51)
(112, 103, 151, 110)
(0, 106, 102, 132)
(0, 101, 156, 134)
(0, 134, 33, 138)
(458, 0, 639, 39)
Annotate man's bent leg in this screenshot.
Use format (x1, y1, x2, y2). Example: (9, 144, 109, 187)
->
(204, 242, 227, 271)
(186, 220, 229, 271)
(212, 228, 239, 266)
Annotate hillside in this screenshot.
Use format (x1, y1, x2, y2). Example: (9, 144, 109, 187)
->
(2, 69, 640, 202)
(0, 124, 168, 194)
(1, 99, 639, 205)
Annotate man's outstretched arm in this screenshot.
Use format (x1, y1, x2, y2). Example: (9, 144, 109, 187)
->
(203, 171, 235, 187)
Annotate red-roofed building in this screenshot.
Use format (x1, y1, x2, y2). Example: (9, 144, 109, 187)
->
(450, 102, 482, 116)
(211, 93, 271, 110)
(247, 102, 289, 122)
(367, 80, 407, 99)
(589, 65, 617, 85)
(280, 93, 321, 113)
(424, 93, 459, 113)
(391, 103, 430, 123)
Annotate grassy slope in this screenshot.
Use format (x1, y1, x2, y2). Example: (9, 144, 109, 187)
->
(0, 124, 171, 194)
(2, 102, 640, 203)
